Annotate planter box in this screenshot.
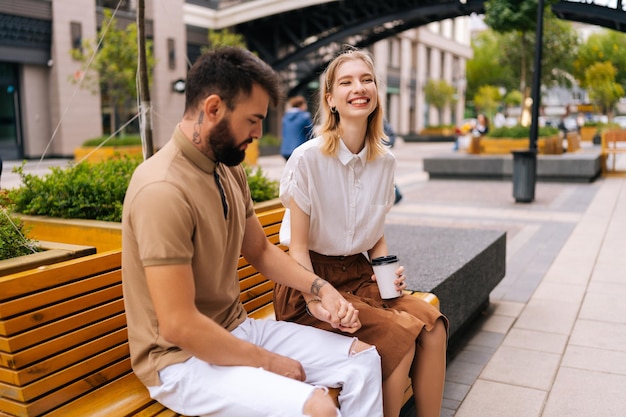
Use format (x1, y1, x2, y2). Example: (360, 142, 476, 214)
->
(476, 135, 562, 155)
(18, 198, 283, 253)
(420, 127, 455, 136)
(0, 240, 96, 276)
(74, 146, 144, 163)
(580, 126, 597, 142)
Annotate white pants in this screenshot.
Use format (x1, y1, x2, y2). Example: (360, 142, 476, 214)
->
(148, 318, 383, 417)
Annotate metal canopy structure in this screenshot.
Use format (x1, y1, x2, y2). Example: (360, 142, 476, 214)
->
(552, 0, 626, 32)
(232, 0, 486, 94)
(187, 0, 626, 95)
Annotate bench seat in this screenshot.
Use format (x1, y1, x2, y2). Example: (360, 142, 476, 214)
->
(0, 206, 438, 416)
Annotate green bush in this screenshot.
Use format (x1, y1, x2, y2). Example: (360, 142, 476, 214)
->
(260, 134, 281, 147)
(244, 164, 279, 203)
(82, 135, 143, 147)
(487, 125, 559, 139)
(0, 208, 39, 260)
(7, 158, 279, 223)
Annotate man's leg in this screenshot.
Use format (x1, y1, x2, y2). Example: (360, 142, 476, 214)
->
(244, 318, 383, 417)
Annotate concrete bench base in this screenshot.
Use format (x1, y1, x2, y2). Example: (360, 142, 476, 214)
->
(423, 150, 602, 183)
(385, 224, 507, 345)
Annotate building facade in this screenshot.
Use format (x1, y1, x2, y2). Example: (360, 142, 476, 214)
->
(0, 0, 470, 160)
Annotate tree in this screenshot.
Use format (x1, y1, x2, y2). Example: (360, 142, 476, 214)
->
(423, 79, 457, 125)
(70, 9, 155, 136)
(574, 29, 626, 91)
(483, 0, 571, 96)
(584, 62, 624, 118)
(473, 85, 503, 117)
(203, 28, 248, 52)
(466, 30, 516, 102)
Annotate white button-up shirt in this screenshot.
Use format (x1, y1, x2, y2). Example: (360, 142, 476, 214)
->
(279, 136, 396, 256)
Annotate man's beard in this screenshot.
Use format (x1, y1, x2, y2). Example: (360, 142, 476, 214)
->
(209, 116, 251, 166)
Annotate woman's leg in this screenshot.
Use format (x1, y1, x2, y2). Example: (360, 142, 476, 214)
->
(383, 344, 415, 417)
(411, 318, 447, 417)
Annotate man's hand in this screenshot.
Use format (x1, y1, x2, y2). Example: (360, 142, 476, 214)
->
(308, 281, 361, 333)
(265, 352, 306, 381)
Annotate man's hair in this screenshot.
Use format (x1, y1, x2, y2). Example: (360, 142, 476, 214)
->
(288, 95, 306, 109)
(184, 47, 283, 114)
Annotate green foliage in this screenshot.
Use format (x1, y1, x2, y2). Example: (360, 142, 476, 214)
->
(8, 158, 141, 222)
(487, 125, 558, 138)
(584, 62, 625, 115)
(504, 90, 524, 107)
(243, 165, 279, 203)
(0, 209, 39, 261)
(424, 79, 457, 111)
(260, 134, 281, 147)
(473, 85, 503, 117)
(203, 28, 248, 52)
(8, 158, 279, 223)
(82, 135, 143, 147)
(574, 29, 626, 90)
(484, 0, 559, 34)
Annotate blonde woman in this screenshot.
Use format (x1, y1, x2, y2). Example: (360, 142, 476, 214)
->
(274, 47, 448, 417)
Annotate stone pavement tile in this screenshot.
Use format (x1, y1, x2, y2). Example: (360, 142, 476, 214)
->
(445, 357, 486, 386)
(591, 262, 626, 283)
(479, 346, 561, 391)
(443, 380, 471, 403)
(515, 298, 580, 335)
(454, 379, 545, 417)
(541, 257, 594, 285)
(569, 319, 626, 352)
(479, 314, 516, 334)
(489, 300, 525, 317)
(452, 344, 498, 367)
(502, 328, 568, 354)
(542, 367, 626, 417)
(531, 280, 587, 304)
(562, 345, 626, 375)
(579, 290, 626, 324)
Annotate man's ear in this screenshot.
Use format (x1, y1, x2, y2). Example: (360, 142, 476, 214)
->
(203, 94, 223, 120)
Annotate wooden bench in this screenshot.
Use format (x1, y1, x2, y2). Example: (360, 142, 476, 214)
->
(601, 129, 626, 174)
(0, 206, 439, 416)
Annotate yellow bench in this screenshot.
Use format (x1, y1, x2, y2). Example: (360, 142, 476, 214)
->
(0, 207, 438, 416)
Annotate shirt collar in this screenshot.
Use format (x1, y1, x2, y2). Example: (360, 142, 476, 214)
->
(174, 124, 218, 174)
(337, 138, 367, 167)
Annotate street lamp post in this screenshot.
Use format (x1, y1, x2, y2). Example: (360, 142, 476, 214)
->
(512, 0, 544, 203)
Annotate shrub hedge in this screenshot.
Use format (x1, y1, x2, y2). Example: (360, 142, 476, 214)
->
(486, 125, 559, 139)
(6, 158, 279, 223)
(0, 207, 39, 260)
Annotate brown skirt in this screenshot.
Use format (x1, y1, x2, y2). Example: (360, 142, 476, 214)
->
(273, 251, 448, 380)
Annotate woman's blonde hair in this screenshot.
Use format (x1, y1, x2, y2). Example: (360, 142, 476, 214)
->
(314, 47, 387, 161)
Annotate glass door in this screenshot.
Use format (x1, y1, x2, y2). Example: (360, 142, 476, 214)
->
(0, 63, 22, 161)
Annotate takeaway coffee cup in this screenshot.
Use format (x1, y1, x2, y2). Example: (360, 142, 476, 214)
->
(371, 255, 402, 299)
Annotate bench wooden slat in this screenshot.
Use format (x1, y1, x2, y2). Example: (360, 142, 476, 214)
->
(0, 251, 121, 302)
(0, 270, 120, 319)
(0, 285, 122, 336)
(0, 328, 127, 386)
(0, 299, 124, 353)
(43, 373, 187, 417)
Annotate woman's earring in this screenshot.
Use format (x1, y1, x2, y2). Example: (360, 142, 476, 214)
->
(330, 106, 337, 114)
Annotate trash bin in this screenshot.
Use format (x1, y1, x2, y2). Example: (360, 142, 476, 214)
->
(512, 150, 537, 203)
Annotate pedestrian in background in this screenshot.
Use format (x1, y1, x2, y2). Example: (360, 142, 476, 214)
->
(280, 95, 313, 161)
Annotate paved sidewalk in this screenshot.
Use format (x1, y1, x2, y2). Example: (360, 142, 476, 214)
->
(2, 139, 625, 416)
(257, 139, 626, 417)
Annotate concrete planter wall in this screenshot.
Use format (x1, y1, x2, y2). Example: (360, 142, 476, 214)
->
(0, 241, 96, 276)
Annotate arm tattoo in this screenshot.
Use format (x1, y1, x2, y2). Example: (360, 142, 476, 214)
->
(310, 277, 328, 296)
(192, 112, 204, 144)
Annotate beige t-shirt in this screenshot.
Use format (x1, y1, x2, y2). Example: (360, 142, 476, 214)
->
(121, 126, 255, 386)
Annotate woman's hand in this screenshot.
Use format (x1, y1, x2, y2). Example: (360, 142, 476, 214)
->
(371, 265, 407, 295)
(306, 296, 362, 334)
